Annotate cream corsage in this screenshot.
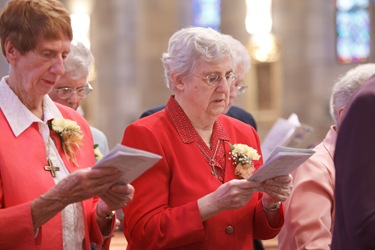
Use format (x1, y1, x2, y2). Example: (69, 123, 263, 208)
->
(229, 143, 261, 179)
(49, 118, 84, 166)
(94, 144, 103, 161)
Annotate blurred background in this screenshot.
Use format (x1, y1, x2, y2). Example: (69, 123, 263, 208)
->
(0, 0, 373, 149)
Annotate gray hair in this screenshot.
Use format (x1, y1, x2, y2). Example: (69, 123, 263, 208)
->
(162, 27, 232, 89)
(223, 34, 250, 73)
(330, 63, 375, 125)
(64, 40, 93, 80)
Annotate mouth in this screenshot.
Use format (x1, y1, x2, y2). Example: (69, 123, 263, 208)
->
(212, 98, 225, 103)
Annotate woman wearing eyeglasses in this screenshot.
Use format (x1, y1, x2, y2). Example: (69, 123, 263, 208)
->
(49, 40, 110, 158)
(120, 26, 292, 250)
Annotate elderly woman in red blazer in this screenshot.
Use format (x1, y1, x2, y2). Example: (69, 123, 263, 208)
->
(0, 1, 134, 249)
(121, 26, 292, 250)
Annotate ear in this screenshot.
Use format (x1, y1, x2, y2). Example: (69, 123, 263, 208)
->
(4, 38, 18, 64)
(170, 72, 185, 91)
(337, 107, 345, 125)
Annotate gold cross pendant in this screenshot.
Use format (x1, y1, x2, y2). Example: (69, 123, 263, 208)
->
(44, 159, 60, 178)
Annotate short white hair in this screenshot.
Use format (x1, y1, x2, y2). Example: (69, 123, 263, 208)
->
(162, 26, 232, 89)
(223, 34, 250, 73)
(64, 40, 93, 80)
(330, 63, 375, 125)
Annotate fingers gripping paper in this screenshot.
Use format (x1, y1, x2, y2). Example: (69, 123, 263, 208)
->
(93, 144, 162, 184)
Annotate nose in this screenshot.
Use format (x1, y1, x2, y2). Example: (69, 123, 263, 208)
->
(66, 93, 81, 109)
(216, 78, 231, 93)
(50, 56, 65, 76)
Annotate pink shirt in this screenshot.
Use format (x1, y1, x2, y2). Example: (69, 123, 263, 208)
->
(278, 126, 336, 250)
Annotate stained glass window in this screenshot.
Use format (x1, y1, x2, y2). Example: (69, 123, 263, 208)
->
(336, 0, 370, 63)
(192, 0, 221, 31)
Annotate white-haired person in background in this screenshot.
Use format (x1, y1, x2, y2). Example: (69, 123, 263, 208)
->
(278, 63, 375, 250)
(49, 40, 109, 160)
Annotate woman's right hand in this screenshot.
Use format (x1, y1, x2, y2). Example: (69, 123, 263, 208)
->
(197, 179, 261, 221)
(31, 167, 123, 230)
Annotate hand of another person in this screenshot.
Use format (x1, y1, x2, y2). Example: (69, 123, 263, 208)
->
(260, 174, 293, 207)
(198, 179, 260, 221)
(99, 183, 135, 210)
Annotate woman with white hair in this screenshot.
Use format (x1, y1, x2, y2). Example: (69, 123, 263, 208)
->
(49, 40, 110, 158)
(121, 26, 292, 250)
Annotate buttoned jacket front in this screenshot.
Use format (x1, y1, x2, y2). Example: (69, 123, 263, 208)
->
(122, 98, 283, 250)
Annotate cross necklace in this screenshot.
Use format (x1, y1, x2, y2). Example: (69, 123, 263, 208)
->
(196, 139, 222, 181)
(44, 137, 60, 178)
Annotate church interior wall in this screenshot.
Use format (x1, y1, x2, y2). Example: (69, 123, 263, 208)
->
(0, 0, 371, 150)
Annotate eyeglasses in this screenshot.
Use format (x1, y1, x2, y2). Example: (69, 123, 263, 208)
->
(231, 84, 248, 95)
(53, 83, 93, 99)
(192, 71, 237, 86)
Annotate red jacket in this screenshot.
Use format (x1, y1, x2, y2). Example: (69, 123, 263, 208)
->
(121, 105, 283, 250)
(0, 103, 108, 250)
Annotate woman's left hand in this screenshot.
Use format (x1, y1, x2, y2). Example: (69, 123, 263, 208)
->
(260, 174, 293, 206)
(99, 183, 135, 210)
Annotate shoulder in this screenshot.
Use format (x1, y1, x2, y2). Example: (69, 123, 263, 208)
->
(55, 103, 92, 138)
(90, 126, 106, 137)
(218, 115, 258, 140)
(226, 106, 257, 130)
(140, 105, 166, 118)
(55, 103, 86, 124)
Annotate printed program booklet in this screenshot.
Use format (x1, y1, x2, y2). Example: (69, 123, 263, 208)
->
(261, 113, 313, 162)
(249, 146, 315, 182)
(93, 143, 162, 184)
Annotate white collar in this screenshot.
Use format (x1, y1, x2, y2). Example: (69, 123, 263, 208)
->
(0, 76, 63, 137)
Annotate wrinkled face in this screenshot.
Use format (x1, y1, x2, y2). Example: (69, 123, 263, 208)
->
(49, 74, 88, 110)
(179, 55, 234, 119)
(7, 38, 70, 98)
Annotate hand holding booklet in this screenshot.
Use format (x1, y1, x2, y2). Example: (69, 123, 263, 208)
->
(248, 146, 315, 182)
(93, 144, 162, 184)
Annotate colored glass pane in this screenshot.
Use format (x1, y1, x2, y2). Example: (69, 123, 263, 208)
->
(336, 0, 370, 63)
(192, 0, 221, 31)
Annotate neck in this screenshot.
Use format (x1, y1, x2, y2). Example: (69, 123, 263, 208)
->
(6, 78, 44, 119)
(192, 123, 213, 148)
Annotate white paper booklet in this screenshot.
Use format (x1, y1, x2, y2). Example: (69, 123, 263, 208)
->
(93, 144, 162, 184)
(261, 113, 313, 162)
(248, 146, 315, 182)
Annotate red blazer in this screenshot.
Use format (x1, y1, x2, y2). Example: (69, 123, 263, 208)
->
(121, 109, 283, 250)
(0, 103, 107, 250)
(332, 75, 375, 249)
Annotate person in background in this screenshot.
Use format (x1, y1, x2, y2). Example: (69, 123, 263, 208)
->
(278, 64, 375, 250)
(49, 40, 110, 159)
(222, 34, 257, 129)
(0, 0, 134, 249)
(331, 71, 375, 248)
(140, 34, 257, 131)
(121, 26, 292, 250)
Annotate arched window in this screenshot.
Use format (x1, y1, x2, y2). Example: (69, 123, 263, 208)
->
(336, 0, 370, 63)
(192, 0, 221, 31)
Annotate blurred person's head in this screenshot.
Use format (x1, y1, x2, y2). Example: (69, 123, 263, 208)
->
(49, 40, 93, 110)
(162, 27, 236, 119)
(330, 63, 375, 128)
(223, 35, 250, 113)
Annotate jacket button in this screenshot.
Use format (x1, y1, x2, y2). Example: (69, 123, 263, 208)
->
(225, 226, 234, 234)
